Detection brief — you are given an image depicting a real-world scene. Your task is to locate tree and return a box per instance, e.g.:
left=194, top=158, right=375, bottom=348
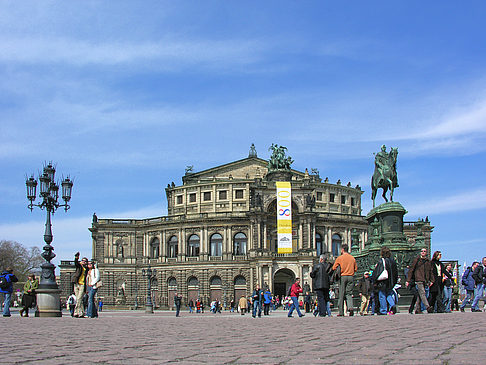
left=0, top=240, right=43, bottom=281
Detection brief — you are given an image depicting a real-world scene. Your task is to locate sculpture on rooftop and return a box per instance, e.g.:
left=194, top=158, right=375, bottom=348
left=268, top=144, right=293, bottom=171
left=371, top=145, right=399, bottom=207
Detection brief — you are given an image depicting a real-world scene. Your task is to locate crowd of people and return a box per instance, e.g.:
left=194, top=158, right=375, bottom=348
left=2, top=248, right=486, bottom=318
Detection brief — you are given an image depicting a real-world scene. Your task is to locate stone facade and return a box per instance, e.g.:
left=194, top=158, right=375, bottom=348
left=59, top=147, right=431, bottom=308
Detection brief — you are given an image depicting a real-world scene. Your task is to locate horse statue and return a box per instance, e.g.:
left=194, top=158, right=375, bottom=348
left=371, top=146, right=399, bottom=208
left=268, top=144, right=293, bottom=171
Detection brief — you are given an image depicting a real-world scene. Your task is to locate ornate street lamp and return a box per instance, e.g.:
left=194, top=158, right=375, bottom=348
left=142, top=265, right=157, bottom=313
left=25, top=162, right=73, bottom=317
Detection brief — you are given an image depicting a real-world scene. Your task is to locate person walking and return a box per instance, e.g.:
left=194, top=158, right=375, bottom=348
left=471, top=257, right=486, bottom=312
left=460, top=262, right=477, bottom=312
left=442, top=263, right=454, bottom=313
left=72, top=252, right=88, bottom=318
left=86, top=260, right=100, bottom=318
left=20, top=274, right=38, bottom=317
left=67, top=292, right=76, bottom=317
left=372, top=246, right=398, bottom=315
left=332, top=244, right=358, bottom=316
left=358, top=271, right=372, bottom=315
left=174, top=292, right=182, bottom=317
left=406, top=248, right=434, bottom=314
left=429, top=251, right=447, bottom=313
left=251, top=285, right=263, bottom=318
left=188, top=299, right=194, bottom=313
left=0, top=267, right=18, bottom=317
left=98, top=299, right=103, bottom=312
left=310, top=254, right=332, bottom=317
left=263, top=288, right=272, bottom=315
left=238, top=295, right=248, bottom=315
left=287, top=278, right=304, bottom=318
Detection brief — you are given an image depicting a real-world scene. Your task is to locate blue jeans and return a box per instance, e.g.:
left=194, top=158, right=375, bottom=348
left=460, top=290, right=474, bottom=309
left=288, top=296, right=303, bottom=317
left=471, top=284, right=485, bottom=310
left=327, top=301, right=332, bottom=316
left=2, top=292, right=12, bottom=316
left=86, top=286, right=98, bottom=318
left=442, top=287, right=452, bottom=312
left=252, top=300, right=262, bottom=317
left=378, top=289, right=395, bottom=314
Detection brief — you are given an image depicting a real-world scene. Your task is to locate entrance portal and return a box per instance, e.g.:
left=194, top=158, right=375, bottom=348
left=273, top=268, right=296, bottom=298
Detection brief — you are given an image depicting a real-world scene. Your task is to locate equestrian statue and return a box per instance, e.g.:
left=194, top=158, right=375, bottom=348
left=371, top=145, right=399, bottom=208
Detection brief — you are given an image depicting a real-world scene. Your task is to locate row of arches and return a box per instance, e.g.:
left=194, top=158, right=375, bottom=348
left=150, top=232, right=248, bottom=258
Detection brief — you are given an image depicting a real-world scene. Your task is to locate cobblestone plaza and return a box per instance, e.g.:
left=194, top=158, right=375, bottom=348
left=3, top=310, right=485, bottom=364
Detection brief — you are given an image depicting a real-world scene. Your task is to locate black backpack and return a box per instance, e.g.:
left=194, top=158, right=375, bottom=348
left=0, top=274, right=9, bottom=290
left=286, top=285, right=292, bottom=297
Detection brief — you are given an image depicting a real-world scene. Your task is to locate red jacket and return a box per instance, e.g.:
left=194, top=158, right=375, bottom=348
left=290, top=283, right=303, bottom=297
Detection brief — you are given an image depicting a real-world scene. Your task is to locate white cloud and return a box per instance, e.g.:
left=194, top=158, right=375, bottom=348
left=406, top=188, right=486, bottom=216
left=0, top=36, right=265, bottom=69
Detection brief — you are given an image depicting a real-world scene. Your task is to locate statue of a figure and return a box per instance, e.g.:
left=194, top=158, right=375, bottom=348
left=248, top=143, right=258, bottom=158
left=371, top=145, right=399, bottom=207
left=92, top=212, right=98, bottom=223
left=185, top=165, right=194, bottom=175
left=268, top=144, right=293, bottom=171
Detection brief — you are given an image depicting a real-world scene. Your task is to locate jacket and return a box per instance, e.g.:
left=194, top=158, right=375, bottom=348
left=407, top=256, right=433, bottom=284
left=72, top=256, right=88, bottom=285
left=443, top=269, right=454, bottom=288
left=0, top=271, right=18, bottom=294
left=472, top=265, right=486, bottom=285
left=87, top=264, right=100, bottom=287
left=310, top=261, right=331, bottom=290
left=372, top=257, right=398, bottom=290
left=332, top=252, right=357, bottom=276
left=263, top=291, right=272, bottom=304
left=290, top=283, right=303, bottom=297
left=462, top=267, right=476, bottom=291
left=358, top=276, right=372, bottom=296
left=252, top=289, right=263, bottom=302
left=238, top=296, right=248, bottom=309
left=23, top=278, right=39, bottom=294
left=430, top=259, right=446, bottom=293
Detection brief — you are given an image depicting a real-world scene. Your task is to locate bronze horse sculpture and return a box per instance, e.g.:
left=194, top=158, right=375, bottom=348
left=371, top=147, right=399, bottom=208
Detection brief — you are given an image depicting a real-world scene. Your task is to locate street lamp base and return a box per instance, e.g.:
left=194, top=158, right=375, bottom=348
left=145, top=305, right=154, bottom=314
left=35, top=288, right=62, bottom=317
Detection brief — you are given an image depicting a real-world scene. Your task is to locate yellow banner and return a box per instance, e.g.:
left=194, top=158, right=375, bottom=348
left=276, top=182, right=292, bottom=253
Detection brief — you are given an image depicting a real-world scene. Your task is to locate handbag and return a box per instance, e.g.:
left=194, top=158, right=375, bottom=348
left=331, top=265, right=341, bottom=285
left=95, top=280, right=103, bottom=289
left=377, top=258, right=389, bottom=281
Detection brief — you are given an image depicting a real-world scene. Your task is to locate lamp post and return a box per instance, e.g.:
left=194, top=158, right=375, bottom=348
left=142, top=265, right=156, bottom=313
left=25, top=162, right=73, bottom=317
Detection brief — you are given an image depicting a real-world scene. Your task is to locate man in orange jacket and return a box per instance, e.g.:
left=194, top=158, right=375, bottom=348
left=332, top=244, right=357, bottom=316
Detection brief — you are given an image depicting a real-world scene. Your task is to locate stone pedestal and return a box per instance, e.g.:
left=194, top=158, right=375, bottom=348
left=35, top=288, right=62, bottom=317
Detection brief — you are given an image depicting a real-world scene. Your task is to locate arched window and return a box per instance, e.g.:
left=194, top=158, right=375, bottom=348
left=234, top=276, right=246, bottom=286
left=187, top=276, right=199, bottom=287
left=168, top=236, right=178, bottom=258
left=210, top=276, right=222, bottom=286
left=187, top=234, right=200, bottom=257
left=332, top=234, right=342, bottom=257
left=168, top=277, right=177, bottom=288
left=233, top=232, right=247, bottom=255
left=210, top=233, right=223, bottom=256
left=150, top=237, right=160, bottom=259
left=316, top=233, right=323, bottom=257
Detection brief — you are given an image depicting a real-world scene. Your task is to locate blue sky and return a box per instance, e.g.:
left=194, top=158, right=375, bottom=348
left=1, top=1, right=485, bottom=268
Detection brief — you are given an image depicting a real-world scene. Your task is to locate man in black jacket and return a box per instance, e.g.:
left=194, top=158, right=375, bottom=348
left=71, top=252, right=88, bottom=318
left=310, top=254, right=331, bottom=317
left=471, top=257, right=486, bottom=312
left=358, top=272, right=372, bottom=315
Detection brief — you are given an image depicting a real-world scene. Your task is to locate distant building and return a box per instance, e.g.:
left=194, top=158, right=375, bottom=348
left=59, top=145, right=431, bottom=308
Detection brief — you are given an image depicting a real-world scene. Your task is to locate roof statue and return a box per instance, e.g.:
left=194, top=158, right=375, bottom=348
left=248, top=143, right=258, bottom=158
left=268, top=144, right=293, bottom=171
left=371, top=145, right=399, bottom=207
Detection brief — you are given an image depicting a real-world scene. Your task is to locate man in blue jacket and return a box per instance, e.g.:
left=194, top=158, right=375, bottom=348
left=0, top=268, right=19, bottom=317
left=460, top=261, right=478, bottom=312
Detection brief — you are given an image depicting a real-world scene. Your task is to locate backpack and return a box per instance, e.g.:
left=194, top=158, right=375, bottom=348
left=461, top=268, right=470, bottom=287
left=286, top=285, right=292, bottom=297
left=0, top=274, right=9, bottom=290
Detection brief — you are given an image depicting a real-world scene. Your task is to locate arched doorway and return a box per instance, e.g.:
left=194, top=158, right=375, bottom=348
left=273, top=268, right=296, bottom=298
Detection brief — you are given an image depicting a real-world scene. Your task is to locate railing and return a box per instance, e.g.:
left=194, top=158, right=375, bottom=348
left=209, top=256, right=222, bottom=261
left=233, top=255, right=248, bottom=261
left=187, top=257, right=199, bottom=262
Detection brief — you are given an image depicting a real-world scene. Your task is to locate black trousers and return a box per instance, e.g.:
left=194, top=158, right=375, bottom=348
left=315, top=288, right=330, bottom=316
